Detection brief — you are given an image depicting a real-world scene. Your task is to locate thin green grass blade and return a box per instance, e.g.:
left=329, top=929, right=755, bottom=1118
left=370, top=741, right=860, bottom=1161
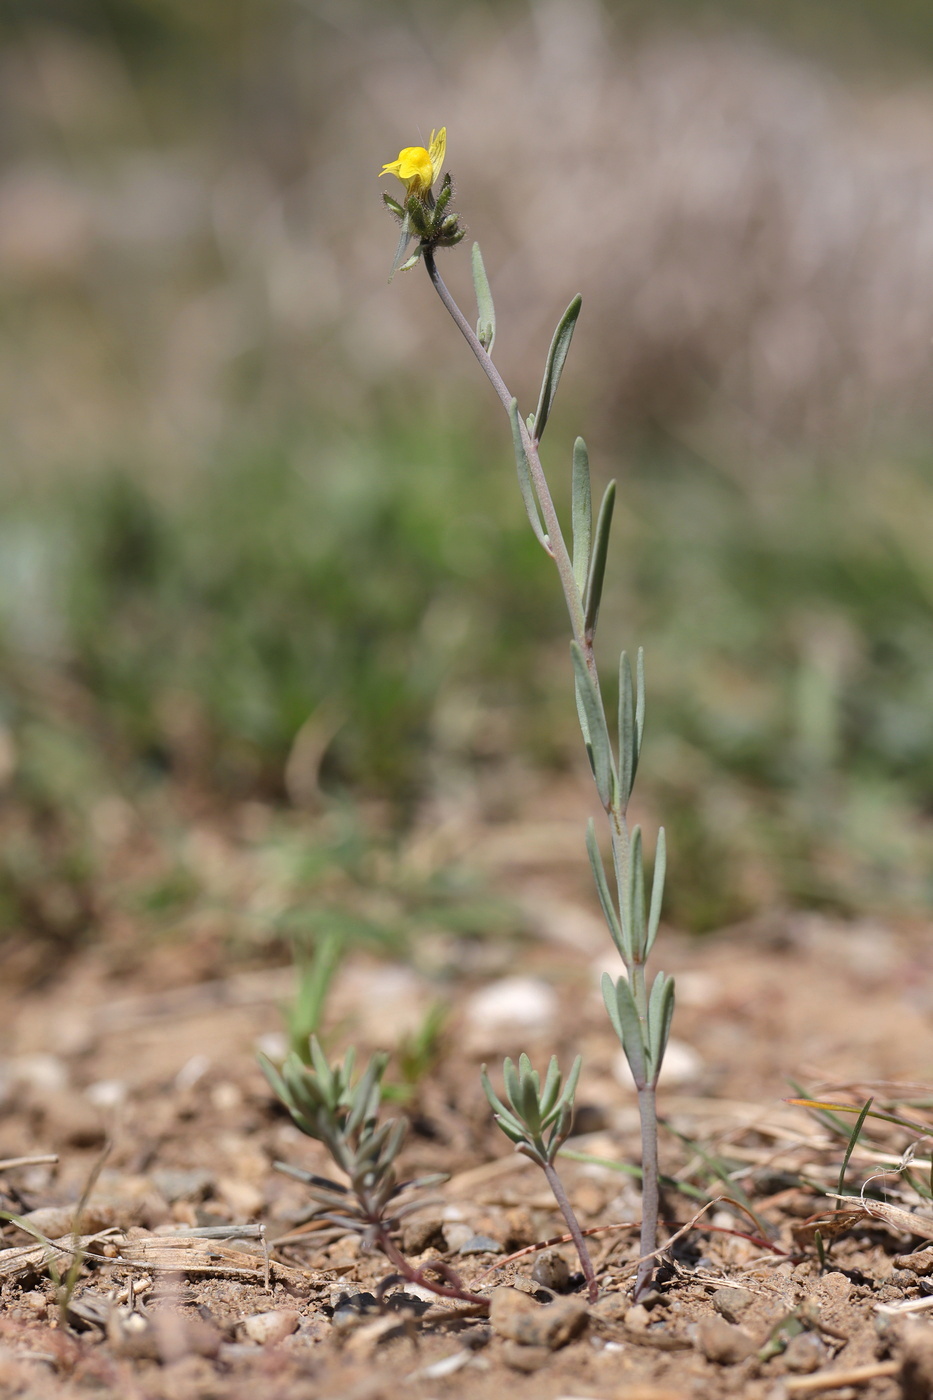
left=558, top=1150, right=710, bottom=1203
left=659, top=1117, right=771, bottom=1237
left=836, top=1097, right=874, bottom=1200
left=786, top=1091, right=933, bottom=1138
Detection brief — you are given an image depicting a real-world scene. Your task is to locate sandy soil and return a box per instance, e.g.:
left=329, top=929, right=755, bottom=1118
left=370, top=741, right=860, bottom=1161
left=0, top=794, right=932, bottom=1400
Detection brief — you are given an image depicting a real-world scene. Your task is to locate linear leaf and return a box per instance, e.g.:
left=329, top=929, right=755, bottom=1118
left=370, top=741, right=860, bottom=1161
left=645, top=827, right=667, bottom=957
left=837, top=1098, right=873, bottom=1201
left=555, top=1054, right=582, bottom=1116
left=503, top=1056, right=522, bottom=1114
left=540, top=1056, right=562, bottom=1118
left=571, top=642, right=614, bottom=806
left=519, top=1066, right=541, bottom=1134
left=532, top=294, right=582, bottom=443
left=586, top=819, right=625, bottom=956
left=571, top=437, right=592, bottom=596
left=647, top=971, right=675, bottom=1083
left=601, top=972, right=647, bottom=1086
left=618, top=651, right=636, bottom=807
left=471, top=242, right=496, bottom=354
left=508, top=398, right=548, bottom=550
left=635, top=646, right=645, bottom=759
left=622, top=825, right=645, bottom=961
left=584, top=480, right=616, bottom=638
left=480, top=1066, right=525, bottom=1138
left=388, top=215, right=415, bottom=282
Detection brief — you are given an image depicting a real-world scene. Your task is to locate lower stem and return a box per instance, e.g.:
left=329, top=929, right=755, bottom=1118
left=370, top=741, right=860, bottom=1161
left=374, top=1224, right=488, bottom=1307
left=634, top=1083, right=660, bottom=1301
left=542, top=1160, right=598, bottom=1302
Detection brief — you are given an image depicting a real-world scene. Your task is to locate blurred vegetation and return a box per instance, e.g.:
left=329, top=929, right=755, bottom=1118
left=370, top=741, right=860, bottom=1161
left=3, top=421, right=933, bottom=943
left=4, top=0, right=933, bottom=969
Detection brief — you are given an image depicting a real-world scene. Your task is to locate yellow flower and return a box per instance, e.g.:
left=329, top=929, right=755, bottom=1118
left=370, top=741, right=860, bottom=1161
left=380, top=128, right=446, bottom=200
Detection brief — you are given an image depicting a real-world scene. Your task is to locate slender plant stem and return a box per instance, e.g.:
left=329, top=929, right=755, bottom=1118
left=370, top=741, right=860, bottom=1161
left=634, top=1084, right=660, bottom=1301
left=542, top=1160, right=598, bottom=1301
left=422, top=250, right=586, bottom=647
left=374, top=1224, right=489, bottom=1306
left=422, top=243, right=661, bottom=1299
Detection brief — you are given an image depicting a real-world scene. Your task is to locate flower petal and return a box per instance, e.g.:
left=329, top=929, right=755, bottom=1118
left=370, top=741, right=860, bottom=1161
left=428, top=128, right=447, bottom=185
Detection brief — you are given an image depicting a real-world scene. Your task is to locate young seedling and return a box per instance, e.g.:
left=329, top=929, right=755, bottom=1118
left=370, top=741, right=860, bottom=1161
left=260, top=1037, right=483, bottom=1305
left=381, top=128, right=674, bottom=1298
left=482, top=1053, right=597, bottom=1299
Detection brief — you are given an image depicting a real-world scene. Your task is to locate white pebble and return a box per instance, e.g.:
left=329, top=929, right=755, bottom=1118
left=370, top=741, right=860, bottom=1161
left=464, top=977, right=558, bottom=1050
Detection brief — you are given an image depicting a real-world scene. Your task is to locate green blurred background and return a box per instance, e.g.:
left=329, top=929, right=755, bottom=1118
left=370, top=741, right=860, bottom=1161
left=3, top=0, right=933, bottom=977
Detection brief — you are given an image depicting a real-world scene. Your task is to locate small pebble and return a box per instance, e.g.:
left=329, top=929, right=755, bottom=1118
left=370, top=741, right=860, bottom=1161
left=242, top=1310, right=301, bottom=1346
left=401, top=1215, right=446, bottom=1255
left=591, top=1293, right=628, bottom=1323
left=531, top=1249, right=571, bottom=1293
left=459, top=1234, right=501, bottom=1256
left=502, top=1341, right=551, bottom=1372
left=696, top=1315, right=757, bottom=1364
left=900, top=1323, right=933, bottom=1400
left=489, top=1288, right=588, bottom=1349
left=443, top=1222, right=474, bottom=1252
left=783, top=1332, right=828, bottom=1373
left=150, top=1169, right=214, bottom=1204
left=463, top=978, right=558, bottom=1050
left=22, top=1291, right=47, bottom=1315
left=711, top=1286, right=754, bottom=1323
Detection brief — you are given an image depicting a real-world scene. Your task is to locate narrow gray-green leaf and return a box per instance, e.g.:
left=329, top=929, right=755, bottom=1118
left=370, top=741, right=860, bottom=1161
left=630, top=826, right=646, bottom=962
left=503, top=1055, right=523, bottom=1115
left=586, top=819, right=625, bottom=956
left=555, top=1054, right=582, bottom=1116
left=309, top=1037, right=332, bottom=1095
left=571, top=437, right=592, bottom=596
left=519, top=1067, right=541, bottom=1134
left=495, top=1116, right=529, bottom=1146
left=388, top=216, right=414, bottom=282
left=635, top=647, right=646, bottom=759
left=257, top=1053, right=290, bottom=1114
left=648, top=972, right=675, bottom=1087
left=618, top=650, right=636, bottom=807
left=571, top=642, right=614, bottom=807
left=481, top=1066, right=526, bottom=1139
left=471, top=242, right=496, bottom=354
left=584, top=480, right=616, bottom=638
left=601, top=972, right=647, bottom=1086
left=540, top=1056, right=562, bottom=1118
left=532, top=294, right=582, bottom=443
left=645, top=826, right=667, bottom=958
left=508, top=398, right=548, bottom=550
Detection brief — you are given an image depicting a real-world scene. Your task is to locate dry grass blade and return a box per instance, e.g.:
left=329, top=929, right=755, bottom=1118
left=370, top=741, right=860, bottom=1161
left=784, top=1360, right=898, bottom=1394
left=0, top=1229, right=311, bottom=1287
left=830, top=1194, right=933, bottom=1241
